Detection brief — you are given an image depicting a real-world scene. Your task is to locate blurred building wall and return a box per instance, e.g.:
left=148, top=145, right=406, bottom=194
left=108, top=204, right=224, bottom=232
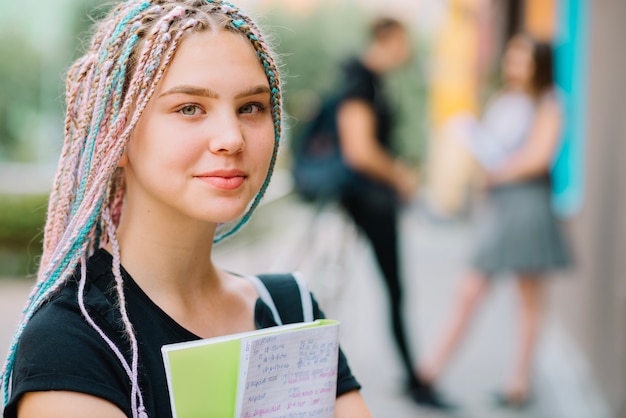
left=524, top=0, right=557, bottom=39
left=423, top=0, right=482, bottom=216
left=557, top=0, right=626, bottom=415
left=515, top=0, right=626, bottom=414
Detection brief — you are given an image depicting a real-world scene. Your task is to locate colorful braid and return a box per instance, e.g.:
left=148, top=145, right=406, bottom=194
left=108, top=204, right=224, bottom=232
left=1, top=1, right=283, bottom=416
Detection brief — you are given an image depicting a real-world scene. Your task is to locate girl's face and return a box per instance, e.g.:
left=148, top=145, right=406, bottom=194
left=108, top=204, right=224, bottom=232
left=502, top=36, right=535, bottom=90
left=120, top=30, right=275, bottom=225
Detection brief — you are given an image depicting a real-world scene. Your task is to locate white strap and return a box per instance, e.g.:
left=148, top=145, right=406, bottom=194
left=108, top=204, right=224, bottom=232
left=293, top=272, right=314, bottom=323
left=247, top=275, right=284, bottom=325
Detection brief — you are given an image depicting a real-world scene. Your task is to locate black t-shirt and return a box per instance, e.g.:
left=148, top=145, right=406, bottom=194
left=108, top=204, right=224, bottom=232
left=4, top=249, right=360, bottom=417
left=340, top=57, right=394, bottom=150
left=338, top=57, right=397, bottom=201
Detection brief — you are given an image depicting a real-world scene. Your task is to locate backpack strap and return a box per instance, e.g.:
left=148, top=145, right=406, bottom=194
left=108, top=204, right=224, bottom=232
left=249, top=272, right=314, bottom=325
left=293, top=272, right=314, bottom=323
left=247, top=275, right=284, bottom=325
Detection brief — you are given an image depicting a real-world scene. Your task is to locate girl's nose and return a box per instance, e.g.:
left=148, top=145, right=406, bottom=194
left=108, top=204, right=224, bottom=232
left=207, top=112, right=245, bottom=154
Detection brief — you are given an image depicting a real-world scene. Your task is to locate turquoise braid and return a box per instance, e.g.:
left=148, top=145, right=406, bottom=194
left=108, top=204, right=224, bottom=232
left=72, top=2, right=151, bottom=212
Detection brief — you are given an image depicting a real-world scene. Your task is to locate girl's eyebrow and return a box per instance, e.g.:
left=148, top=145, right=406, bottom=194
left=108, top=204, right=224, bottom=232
left=235, top=85, right=271, bottom=99
left=158, top=84, right=270, bottom=99
left=159, top=85, right=217, bottom=98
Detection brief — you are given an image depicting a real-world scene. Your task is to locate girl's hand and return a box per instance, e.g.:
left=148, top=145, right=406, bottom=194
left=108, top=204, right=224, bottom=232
left=334, top=390, right=373, bottom=418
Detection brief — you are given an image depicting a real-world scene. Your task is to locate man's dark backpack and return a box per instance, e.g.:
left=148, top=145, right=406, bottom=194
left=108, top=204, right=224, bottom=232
left=291, top=96, right=353, bottom=203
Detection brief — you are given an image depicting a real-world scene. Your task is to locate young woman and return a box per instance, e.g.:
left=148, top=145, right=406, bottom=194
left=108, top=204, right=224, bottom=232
left=419, top=33, right=571, bottom=407
left=1, top=1, right=372, bottom=417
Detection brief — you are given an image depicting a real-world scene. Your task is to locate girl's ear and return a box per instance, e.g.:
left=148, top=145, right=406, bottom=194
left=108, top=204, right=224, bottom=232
left=118, top=149, right=129, bottom=168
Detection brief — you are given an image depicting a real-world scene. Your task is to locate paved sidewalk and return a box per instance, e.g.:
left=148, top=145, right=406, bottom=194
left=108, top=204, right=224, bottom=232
left=0, top=191, right=610, bottom=418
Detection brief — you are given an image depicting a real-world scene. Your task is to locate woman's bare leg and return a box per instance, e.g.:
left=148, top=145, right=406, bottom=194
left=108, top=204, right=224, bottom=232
left=506, top=275, right=544, bottom=402
left=419, top=271, right=491, bottom=383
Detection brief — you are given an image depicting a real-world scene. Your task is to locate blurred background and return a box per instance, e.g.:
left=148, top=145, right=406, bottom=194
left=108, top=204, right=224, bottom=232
left=0, top=0, right=624, bottom=417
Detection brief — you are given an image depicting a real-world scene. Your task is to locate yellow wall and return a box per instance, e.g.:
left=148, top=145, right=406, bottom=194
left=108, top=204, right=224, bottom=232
left=429, top=1, right=480, bottom=128
left=525, top=0, right=557, bottom=40
left=426, top=0, right=481, bottom=216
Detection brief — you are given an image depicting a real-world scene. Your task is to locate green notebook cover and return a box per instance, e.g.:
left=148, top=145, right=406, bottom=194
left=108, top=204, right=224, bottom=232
left=162, top=319, right=339, bottom=418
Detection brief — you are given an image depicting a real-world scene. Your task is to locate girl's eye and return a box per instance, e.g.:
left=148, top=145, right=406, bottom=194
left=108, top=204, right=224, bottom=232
left=240, top=103, right=265, bottom=114
left=179, top=105, right=200, bottom=116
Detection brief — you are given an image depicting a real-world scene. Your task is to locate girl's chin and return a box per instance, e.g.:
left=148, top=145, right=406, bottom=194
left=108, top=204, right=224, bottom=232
left=198, top=209, right=249, bottom=224
left=187, top=196, right=257, bottom=223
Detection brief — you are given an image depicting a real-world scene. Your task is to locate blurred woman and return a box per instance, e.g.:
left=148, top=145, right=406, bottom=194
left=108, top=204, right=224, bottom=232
left=418, top=33, right=571, bottom=407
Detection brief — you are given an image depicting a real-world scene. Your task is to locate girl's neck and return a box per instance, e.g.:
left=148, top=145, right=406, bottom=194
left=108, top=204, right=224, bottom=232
left=110, top=213, right=259, bottom=338
left=113, top=205, right=220, bottom=297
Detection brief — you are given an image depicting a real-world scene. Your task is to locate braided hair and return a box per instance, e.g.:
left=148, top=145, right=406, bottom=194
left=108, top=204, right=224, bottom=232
left=1, top=1, right=282, bottom=416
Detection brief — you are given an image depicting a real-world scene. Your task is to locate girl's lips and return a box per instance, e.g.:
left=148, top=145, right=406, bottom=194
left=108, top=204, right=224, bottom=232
left=194, top=170, right=246, bottom=191
left=197, top=176, right=245, bottom=190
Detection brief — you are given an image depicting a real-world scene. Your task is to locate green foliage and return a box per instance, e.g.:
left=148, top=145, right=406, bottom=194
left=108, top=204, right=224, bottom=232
left=68, top=0, right=115, bottom=59
left=0, top=194, right=47, bottom=277
left=386, top=58, right=431, bottom=166
left=0, top=32, right=42, bottom=161
left=0, top=0, right=111, bottom=163
left=261, top=5, right=366, bottom=141
left=260, top=4, right=430, bottom=167
left=0, top=194, right=47, bottom=244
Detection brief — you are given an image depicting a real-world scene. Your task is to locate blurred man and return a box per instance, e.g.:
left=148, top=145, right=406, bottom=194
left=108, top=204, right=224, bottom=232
left=335, top=17, right=453, bottom=410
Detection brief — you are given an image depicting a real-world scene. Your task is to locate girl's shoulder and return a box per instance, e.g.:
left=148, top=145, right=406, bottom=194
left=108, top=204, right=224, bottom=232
left=8, top=252, right=134, bottom=416
left=538, top=87, right=564, bottom=107
left=25, top=249, right=122, bottom=337
left=10, top=296, right=132, bottom=417
left=535, top=88, right=564, bottom=119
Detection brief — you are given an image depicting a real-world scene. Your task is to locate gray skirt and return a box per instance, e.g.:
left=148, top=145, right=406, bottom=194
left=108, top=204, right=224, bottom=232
left=471, top=177, right=572, bottom=276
